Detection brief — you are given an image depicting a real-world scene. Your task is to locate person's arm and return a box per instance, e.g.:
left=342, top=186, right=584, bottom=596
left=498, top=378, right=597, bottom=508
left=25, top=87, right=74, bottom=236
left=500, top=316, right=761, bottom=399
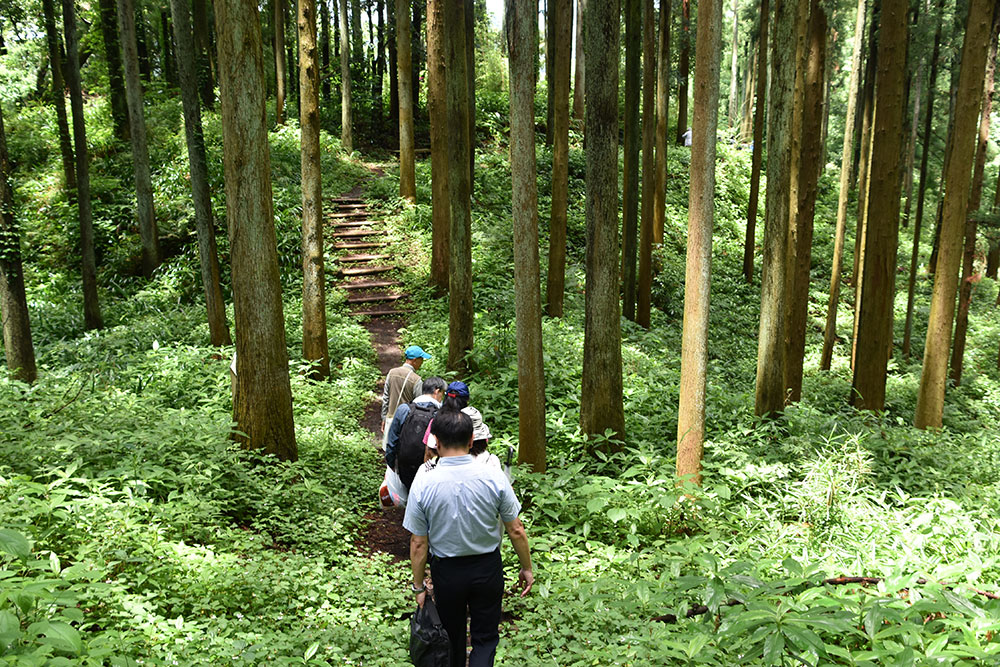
left=385, top=404, right=409, bottom=470
left=503, top=518, right=533, bottom=596
left=410, top=533, right=429, bottom=608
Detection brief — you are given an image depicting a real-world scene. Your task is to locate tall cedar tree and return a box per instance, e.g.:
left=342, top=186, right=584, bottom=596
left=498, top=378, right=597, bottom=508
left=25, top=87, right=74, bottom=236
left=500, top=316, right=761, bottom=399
left=320, top=0, right=330, bottom=102
left=850, top=7, right=878, bottom=313
left=739, top=46, right=756, bottom=141
left=300, top=0, right=330, bottom=378
left=427, top=0, right=449, bottom=293
left=118, top=0, right=162, bottom=278
left=40, top=0, right=76, bottom=197
left=97, top=0, right=129, bottom=137
left=545, top=0, right=571, bottom=318
left=215, top=0, right=297, bottom=460
left=397, top=0, right=415, bottom=200
left=950, top=6, right=1000, bottom=385
left=820, top=0, right=866, bottom=369
left=580, top=0, right=625, bottom=446
left=445, top=0, right=473, bottom=373
left=727, top=0, right=739, bottom=126
left=622, top=0, right=640, bottom=321
left=546, top=0, right=555, bottom=146
left=161, top=9, right=177, bottom=86
left=783, top=0, right=826, bottom=403
left=901, top=58, right=923, bottom=228
left=466, top=0, right=475, bottom=187
left=742, top=0, right=768, bottom=282
left=339, top=0, right=352, bottom=151
left=62, top=0, right=102, bottom=330
left=676, top=0, right=690, bottom=142
left=193, top=0, right=214, bottom=107
left=653, top=0, right=672, bottom=245
left=914, top=0, right=994, bottom=429
left=506, top=0, right=547, bottom=472
left=636, top=0, right=655, bottom=327
left=753, top=0, right=796, bottom=416
left=169, top=0, right=231, bottom=346
left=0, top=105, right=37, bottom=383
left=902, top=0, right=944, bottom=358
left=676, top=0, right=722, bottom=484
left=572, top=0, right=585, bottom=123
left=275, top=0, right=287, bottom=124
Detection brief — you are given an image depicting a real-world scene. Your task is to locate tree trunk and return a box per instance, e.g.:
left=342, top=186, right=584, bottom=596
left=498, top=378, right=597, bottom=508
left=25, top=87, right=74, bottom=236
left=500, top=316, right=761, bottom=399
left=949, top=6, right=999, bottom=387
left=275, top=0, right=287, bottom=124
left=0, top=106, right=37, bottom=384
left=375, top=0, right=384, bottom=131
left=753, top=0, right=795, bottom=416
left=411, top=1, right=421, bottom=113
left=161, top=8, right=178, bottom=86
left=545, top=0, right=555, bottom=146
left=506, top=0, right=547, bottom=473
left=397, top=0, right=415, bottom=200
left=783, top=0, right=826, bottom=404
left=427, top=0, right=449, bottom=293
left=676, top=0, right=721, bottom=485
left=320, top=0, right=330, bottom=103
left=902, top=0, right=943, bottom=359
left=41, top=0, right=77, bottom=198
left=572, top=0, right=585, bottom=124
left=901, top=61, right=923, bottom=228
left=741, top=0, right=768, bottom=282
left=545, top=0, right=572, bottom=318
left=676, top=0, right=690, bottom=143
left=989, top=164, right=1000, bottom=278
left=637, top=0, right=656, bottom=327
left=118, top=0, right=162, bottom=278
left=849, top=0, right=906, bottom=411
left=914, top=0, right=993, bottom=429
left=653, top=0, right=672, bottom=246
left=465, top=0, right=475, bottom=188
left=62, top=0, right=102, bottom=330
left=352, top=0, right=363, bottom=81
left=170, top=0, right=231, bottom=347
left=739, top=44, right=756, bottom=141
left=299, top=0, right=329, bottom=378
left=388, top=0, right=399, bottom=127
left=135, top=4, right=152, bottom=82
left=97, top=0, right=130, bottom=137
left=819, top=0, right=865, bottom=369
left=193, top=0, right=214, bottom=107
left=339, top=0, right=352, bottom=151
left=445, top=0, right=473, bottom=373
left=215, top=0, right=297, bottom=460
left=622, top=0, right=640, bottom=321
left=580, top=0, right=624, bottom=445
left=727, top=0, right=739, bottom=127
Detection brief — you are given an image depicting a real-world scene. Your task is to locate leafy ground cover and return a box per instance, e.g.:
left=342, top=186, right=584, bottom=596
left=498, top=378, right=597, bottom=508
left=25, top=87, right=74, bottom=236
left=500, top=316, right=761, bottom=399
left=1, top=87, right=1000, bottom=665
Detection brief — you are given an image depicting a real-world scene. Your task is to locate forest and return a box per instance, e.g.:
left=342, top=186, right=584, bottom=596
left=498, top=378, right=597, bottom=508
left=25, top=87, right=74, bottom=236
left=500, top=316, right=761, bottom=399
left=1, top=0, right=1000, bottom=662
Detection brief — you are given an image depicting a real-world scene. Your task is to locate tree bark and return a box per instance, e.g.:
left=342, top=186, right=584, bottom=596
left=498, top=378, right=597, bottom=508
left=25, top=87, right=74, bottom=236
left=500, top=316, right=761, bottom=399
left=0, top=105, right=37, bottom=384
left=427, top=0, right=449, bottom=293
left=902, top=0, right=943, bottom=359
left=506, top=0, right=547, bottom=473
left=727, top=0, right=739, bottom=127
left=990, top=164, right=1000, bottom=279
left=901, top=61, right=923, bottom=229
left=320, top=0, right=331, bottom=103
left=215, top=0, right=297, bottom=460
left=676, top=0, right=721, bottom=485
left=445, top=0, right=473, bottom=373
left=653, top=0, right=672, bottom=246
left=622, top=0, right=640, bottom=321
left=819, top=0, right=865, bottom=370
left=572, top=0, right=585, bottom=124
left=849, top=0, right=906, bottom=411
left=193, top=0, right=214, bottom=107
left=753, top=0, right=795, bottom=416
left=949, top=6, right=999, bottom=387
left=97, top=0, right=130, bottom=137
left=545, top=0, right=572, bottom=318
left=388, top=0, right=399, bottom=127
left=170, top=0, right=232, bottom=347
left=914, top=0, right=993, bottom=429
left=339, top=0, right=352, bottom=151
left=275, top=0, right=287, bottom=124
left=637, top=0, right=656, bottom=327
left=62, top=0, right=102, bottom=330
left=676, top=0, right=690, bottom=143
left=161, top=8, right=178, bottom=86
left=396, top=0, right=415, bottom=200
left=375, top=0, right=384, bottom=130
left=465, top=0, right=475, bottom=188
left=546, top=0, right=555, bottom=146
left=739, top=44, right=756, bottom=141
left=411, top=1, right=422, bottom=113
left=135, top=4, right=152, bottom=82
left=741, top=0, right=768, bottom=282
left=119, top=0, right=162, bottom=278
left=580, top=0, right=624, bottom=445
left=41, top=0, right=76, bottom=198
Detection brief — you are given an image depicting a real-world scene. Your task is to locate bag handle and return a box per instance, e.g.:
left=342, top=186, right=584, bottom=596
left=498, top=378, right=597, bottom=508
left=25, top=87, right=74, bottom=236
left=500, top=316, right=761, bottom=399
left=393, top=368, right=415, bottom=413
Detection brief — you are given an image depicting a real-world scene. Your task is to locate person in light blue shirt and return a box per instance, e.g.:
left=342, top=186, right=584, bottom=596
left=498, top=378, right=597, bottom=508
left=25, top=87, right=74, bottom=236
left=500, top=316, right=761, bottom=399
left=404, top=408, right=533, bottom=667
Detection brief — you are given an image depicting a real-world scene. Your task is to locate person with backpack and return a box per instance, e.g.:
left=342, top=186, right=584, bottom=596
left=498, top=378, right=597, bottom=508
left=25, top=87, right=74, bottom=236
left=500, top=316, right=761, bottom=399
left=380, top=345, right=432, bottom=445
left=386, top=377, right=446, bottom=491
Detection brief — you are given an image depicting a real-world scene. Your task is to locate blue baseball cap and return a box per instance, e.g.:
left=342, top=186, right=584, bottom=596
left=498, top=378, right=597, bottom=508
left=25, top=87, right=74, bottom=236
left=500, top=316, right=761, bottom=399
left=404, top=345, right=432, bottom=360
left=446, top=381, right=470, bottom=399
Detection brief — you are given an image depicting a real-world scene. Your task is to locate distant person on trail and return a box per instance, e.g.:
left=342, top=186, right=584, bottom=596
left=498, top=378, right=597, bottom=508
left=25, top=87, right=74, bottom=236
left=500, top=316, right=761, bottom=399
left=404, top=408, right=533, bottom=667
left=380, top=345, right=431, bottom=445
left=423, top=381, right=499, bottom=469
left=386, top=376, right=446, bottom=491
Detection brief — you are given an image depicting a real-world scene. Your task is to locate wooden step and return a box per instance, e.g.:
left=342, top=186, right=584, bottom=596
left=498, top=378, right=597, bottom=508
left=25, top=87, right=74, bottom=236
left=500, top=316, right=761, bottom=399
left=349, top=307, right=407, bottom=317
left=332, top=242, right=386, bottom=250
left=330, top=196, right=364, bottom=202
left=326, top=211, right=370, bottom=218
left=330, top=229, right=387, bottom=238
left=334, top=203, right=368, bottom=210
left=339, top=265, right=394, bottom=276
left=329, top=221, right=377, bottom=229
left=337, top=253, right=390, bottom=263
left=339, top=279, right=402, bottom=290
left=346, top=292, right=404, bottom=304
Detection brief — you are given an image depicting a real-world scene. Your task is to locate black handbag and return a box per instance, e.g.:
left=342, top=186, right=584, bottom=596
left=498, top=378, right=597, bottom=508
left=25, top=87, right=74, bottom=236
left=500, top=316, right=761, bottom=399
left=409, top=596, right=451, bottom=667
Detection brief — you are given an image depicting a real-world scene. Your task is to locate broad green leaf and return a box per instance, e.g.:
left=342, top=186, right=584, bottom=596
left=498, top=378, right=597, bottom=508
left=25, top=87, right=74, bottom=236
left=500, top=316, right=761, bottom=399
left=942, top=590, right=985, bottom=618
left=763, top=631, right=785, bottom=665
left=0, top=610, right=20, bottom=647
left=38, top=620, right=82, bottom=655
left=586, top=498, right=607, bottom=513
left=304, top=642, right=319, bottom=661
left=607, top=507, right=627, bottom=523
left=0, top=530, right=31, bottom=561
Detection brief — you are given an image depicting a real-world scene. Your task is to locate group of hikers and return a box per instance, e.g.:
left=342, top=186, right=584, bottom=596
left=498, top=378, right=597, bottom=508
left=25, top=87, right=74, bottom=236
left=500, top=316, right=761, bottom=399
left=378, top=345, right=533, bottom=667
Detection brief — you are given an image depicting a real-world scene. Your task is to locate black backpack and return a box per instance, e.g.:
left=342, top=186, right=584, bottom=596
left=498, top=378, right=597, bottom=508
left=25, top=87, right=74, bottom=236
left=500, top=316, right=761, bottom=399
left=396, top=402, right=437, bottom=490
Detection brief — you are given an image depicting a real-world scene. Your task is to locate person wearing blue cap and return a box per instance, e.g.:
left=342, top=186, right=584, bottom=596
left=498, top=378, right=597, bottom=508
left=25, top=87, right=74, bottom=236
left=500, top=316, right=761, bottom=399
left=380, top=345, right=432, bottom=446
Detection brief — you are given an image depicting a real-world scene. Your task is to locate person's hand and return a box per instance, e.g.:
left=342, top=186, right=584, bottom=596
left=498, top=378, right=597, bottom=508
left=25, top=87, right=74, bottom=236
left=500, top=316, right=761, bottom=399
left=518, top=568, right=534, bottom=597
left=415, top=590, right=427, bottom=608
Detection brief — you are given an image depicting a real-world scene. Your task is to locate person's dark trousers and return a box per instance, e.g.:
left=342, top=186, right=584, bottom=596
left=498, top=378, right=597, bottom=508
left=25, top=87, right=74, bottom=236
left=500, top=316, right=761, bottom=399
left=431, top=549, right=504, bottom=667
